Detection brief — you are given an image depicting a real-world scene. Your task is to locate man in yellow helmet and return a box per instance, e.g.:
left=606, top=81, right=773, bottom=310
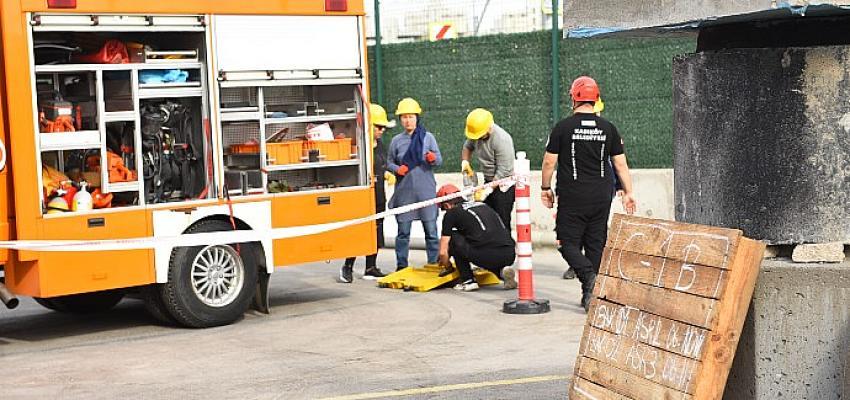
left=461, top=108, right=516, bottom=228
left=339, top=104, right=395, bottom=283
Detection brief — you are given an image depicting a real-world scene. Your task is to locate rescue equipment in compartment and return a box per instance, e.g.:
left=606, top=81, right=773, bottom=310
left=72, top=182, right=93, bottom=212
left=140, top=101, right=205, bottom=203
left=39, top=91, right=79, bottom=133
left=72, top=39, right=130, bottom=64
left=91, top=188, right=113, bottom=209
left=85, top=151, right=137, bottom=183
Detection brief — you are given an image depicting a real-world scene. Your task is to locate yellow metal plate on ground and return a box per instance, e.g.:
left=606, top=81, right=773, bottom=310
left=377, top=264, right=501, bottom=292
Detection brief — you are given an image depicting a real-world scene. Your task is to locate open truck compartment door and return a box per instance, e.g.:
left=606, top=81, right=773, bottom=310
left=213, top=15, right=369, bottom=197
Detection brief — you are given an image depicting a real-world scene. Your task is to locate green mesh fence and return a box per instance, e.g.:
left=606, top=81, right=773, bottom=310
left=369, top=31, right=695, bottom=170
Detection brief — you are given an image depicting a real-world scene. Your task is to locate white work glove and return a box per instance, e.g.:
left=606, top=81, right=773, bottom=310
left=498, top=180, right=515, bottom=193
left=461, top=160, right=474, bottom=177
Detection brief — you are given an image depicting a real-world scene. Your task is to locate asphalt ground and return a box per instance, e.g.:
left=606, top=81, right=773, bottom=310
left=0, top=248, right=588, bottom=399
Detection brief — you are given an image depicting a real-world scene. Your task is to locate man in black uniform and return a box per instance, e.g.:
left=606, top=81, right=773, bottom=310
left=541, top=76, right=636, bottom=312
left=436, top=184, right=517, bottom=292
left=339, top=104, right=394, bottom=282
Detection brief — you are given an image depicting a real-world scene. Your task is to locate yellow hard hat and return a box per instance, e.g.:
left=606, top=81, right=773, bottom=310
left=465, top=108, right=494, bottom=140
left=395, top=97, right=422, bottom=115
left=46, top=196, right=69, bottom=213
left=369, top=103, right=395, bottom=128
left=593, top=98, right=605, bottom=114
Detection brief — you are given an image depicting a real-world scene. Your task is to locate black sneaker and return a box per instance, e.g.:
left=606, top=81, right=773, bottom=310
left=363, top=267, right=386, bottom=280
left=562, top=267, right=576, bottom=280
left=339, top=264, right=353, bottom=283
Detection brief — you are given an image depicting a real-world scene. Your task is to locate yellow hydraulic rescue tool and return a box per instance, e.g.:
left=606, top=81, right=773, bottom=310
left=377, top=264, right=501, bottom=292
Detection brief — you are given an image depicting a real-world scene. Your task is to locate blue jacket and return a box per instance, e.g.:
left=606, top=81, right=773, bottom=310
left=387, top=130, right=443, bottom=222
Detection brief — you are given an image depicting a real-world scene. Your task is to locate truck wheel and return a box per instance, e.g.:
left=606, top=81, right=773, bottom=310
left=34, top=290, right=124, bottom=313
left=160, top=219, right=258, bottom=328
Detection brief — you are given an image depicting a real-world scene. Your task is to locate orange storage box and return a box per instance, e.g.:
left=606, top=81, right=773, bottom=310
left=230, top=143, right=259, bottom=154
left=305, top=138, right=353, bottom=162
left=267, top=141, right=304, bottom=165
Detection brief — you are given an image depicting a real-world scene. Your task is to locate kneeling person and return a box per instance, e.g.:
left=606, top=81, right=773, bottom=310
left=436, top=184, right=517, bottom=291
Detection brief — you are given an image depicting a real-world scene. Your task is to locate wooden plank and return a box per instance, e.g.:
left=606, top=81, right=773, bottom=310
left=571, top=375, right=634, bottom=400
left=600, top=247, right=729, bottom=299
left=606, top=214, right=741, bottom=270
left=575, top=357, right=693, bottom=400
left=594, top=276, right=719, bottom=330
left=692, top=238, right=765, bottom=400
left=580, top=327, right=702, bottom=394
left=588, top=299, right=711, bottom=360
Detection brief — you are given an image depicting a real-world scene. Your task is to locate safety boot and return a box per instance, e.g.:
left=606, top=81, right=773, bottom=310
left=580, top=274, right=597, bottom=312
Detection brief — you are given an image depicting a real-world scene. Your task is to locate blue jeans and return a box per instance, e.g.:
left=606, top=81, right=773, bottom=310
left=395, top=219, right=439, bottom=268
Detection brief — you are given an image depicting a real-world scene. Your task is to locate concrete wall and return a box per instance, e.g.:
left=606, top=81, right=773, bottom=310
left=725, top=260, right=850, bottom=399
left=562, top=1, right=849, bottom=31
left=383, top=168, right=674, bottom=249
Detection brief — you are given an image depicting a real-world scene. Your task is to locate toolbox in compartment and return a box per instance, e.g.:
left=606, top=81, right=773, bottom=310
left=267, top=141, right=305, bottom=165
left=305, top=138, right=353, bottom=162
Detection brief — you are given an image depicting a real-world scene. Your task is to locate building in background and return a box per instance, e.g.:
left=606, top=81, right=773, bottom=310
left=366, top=0, right=563, bottom=44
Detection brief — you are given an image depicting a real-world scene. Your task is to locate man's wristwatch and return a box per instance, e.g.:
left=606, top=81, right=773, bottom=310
left=541, top=186, right=551, bottom=191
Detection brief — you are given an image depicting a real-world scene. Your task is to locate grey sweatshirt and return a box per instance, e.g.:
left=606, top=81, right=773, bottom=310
left=464, top=123, right=515, bottom=181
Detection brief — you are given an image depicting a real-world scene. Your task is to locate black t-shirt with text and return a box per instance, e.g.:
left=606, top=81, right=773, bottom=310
left=545, top=113, right=624, bottom=206
left=441, top=202, right=514, bottom=248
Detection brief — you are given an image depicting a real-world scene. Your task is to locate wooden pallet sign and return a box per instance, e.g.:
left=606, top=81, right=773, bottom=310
left=569, top=214, right=765, bottom=400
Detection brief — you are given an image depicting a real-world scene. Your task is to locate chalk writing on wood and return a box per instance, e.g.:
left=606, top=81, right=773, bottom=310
left=570, top=214, right=765, bottom=400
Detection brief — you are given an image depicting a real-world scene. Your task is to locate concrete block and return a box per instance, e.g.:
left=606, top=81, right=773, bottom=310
left=725, top=261, right=850, bottom=400
left=674, top=46, right=850, bottom=245
left=563, top=1, right=850, bottom=33
left=792, top=243, right=846, bottom=263
left=763, top=245, right=780, bottom=259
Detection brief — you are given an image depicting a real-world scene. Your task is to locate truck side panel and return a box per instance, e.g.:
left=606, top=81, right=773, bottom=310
left=2, top=0, right=40, bottom=261
left=272, top=189, right=376, bottom=266
left=7, top=210, right=153, bottom=297
left=0, top=13, right=13, bottom=265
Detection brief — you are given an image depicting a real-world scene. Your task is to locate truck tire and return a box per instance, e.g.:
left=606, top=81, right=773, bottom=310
left=34, top=289, right=124, bottom=313
left=159, top=219, right=258, bottom=328
left=141, top=284, right=178, bottom=325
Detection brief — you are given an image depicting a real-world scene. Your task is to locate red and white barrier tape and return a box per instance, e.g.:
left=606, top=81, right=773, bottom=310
left=0, top=177, right=515, bottom=252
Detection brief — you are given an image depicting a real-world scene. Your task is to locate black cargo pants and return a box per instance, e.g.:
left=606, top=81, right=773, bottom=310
left=448, top=233, right=515, bottom=282
left=555, top=197, right=612, bottom=295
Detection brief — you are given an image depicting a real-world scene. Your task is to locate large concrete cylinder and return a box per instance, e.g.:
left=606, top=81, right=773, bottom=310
left=674, top=46, right=850, bottom=244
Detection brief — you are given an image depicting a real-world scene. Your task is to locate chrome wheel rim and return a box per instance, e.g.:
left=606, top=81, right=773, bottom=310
left=190, top=245, right=245, bottom=308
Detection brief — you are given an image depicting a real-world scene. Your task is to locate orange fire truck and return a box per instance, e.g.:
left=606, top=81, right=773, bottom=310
left=0, top=0, right=376, bottom=327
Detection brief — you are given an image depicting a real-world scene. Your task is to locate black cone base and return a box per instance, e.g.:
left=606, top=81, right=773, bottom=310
left=503, top=299, right=550, bottom=314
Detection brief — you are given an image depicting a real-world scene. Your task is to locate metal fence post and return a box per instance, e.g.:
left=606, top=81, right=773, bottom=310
left=374, top=0, right=384, bottom=106
left=551, top=0, right=561, bottom=126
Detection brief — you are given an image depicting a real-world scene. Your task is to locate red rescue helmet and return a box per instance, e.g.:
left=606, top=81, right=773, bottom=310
left=570, top=76, right=600, bottom=102
left=436, top=183, right=461, bottom=210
